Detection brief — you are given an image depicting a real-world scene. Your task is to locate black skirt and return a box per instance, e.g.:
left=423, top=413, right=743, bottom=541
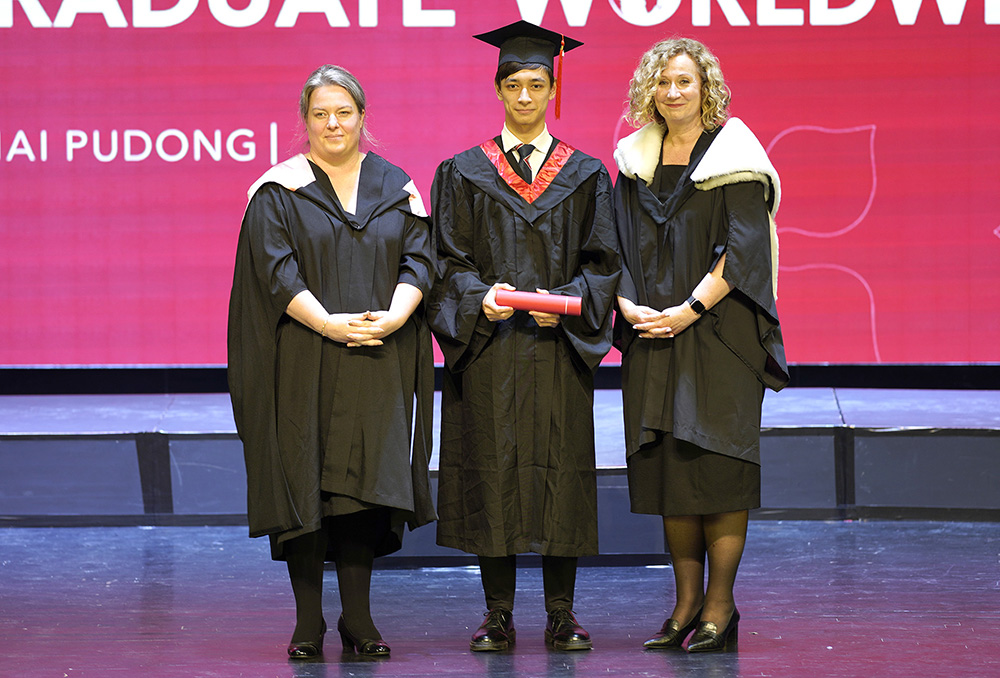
left=269, top=503, right=395, bottom=561
left=627, top=434, right=760, bottom=517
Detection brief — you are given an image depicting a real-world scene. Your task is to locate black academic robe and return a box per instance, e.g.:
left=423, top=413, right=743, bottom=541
left=428, top=138, right=620, bottom=558
left=227, top=152, right=436, bottom=559
left=613, top=125, right=789, bottom=466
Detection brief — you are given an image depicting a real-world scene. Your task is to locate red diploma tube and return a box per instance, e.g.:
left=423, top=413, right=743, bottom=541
left=494, top=290, right=582, bottom=316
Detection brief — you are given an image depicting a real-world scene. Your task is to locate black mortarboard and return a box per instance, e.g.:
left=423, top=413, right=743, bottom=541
left=473, top=20, right=583, bottom=118
left=473, top=20, right=582, bottom=71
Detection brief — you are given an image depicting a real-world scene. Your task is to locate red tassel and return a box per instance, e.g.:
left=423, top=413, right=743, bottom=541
left=555, top=35, right=565, bottom=119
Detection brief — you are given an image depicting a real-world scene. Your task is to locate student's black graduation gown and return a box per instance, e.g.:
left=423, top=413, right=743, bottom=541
left=613, top=128, right=789, bottom=468
left=428, top=139, right=620, bottom=558
left=228, top=153, right=436, bottom=559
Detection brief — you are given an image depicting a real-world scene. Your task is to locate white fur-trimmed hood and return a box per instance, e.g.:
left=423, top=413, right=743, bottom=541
left=247, top=153, right=314, bottom=201
left=245, top=153, right=428, bottom=218
left=690, top=118, right=780, bottom=217
left=614, top=118, right=779, bottom=216
left=613, top=121, right=667, bottom=187
left=613, top=118, right=781, bottom=297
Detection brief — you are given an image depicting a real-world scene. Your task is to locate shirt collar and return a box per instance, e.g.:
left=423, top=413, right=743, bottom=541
left=500, top=124, right=552, bottom=155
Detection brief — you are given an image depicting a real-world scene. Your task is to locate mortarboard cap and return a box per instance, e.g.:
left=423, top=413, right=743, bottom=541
left=473, top=20, right=583, bottom=72
left=473, top=20, right=583, bottom=119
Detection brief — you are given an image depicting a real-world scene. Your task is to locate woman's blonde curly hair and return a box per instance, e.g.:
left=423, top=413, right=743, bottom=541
left=625, top=38, right=730, bottom=131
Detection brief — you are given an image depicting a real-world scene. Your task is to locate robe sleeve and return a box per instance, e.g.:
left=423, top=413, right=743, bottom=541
left=546, top=166, right=621, bottom=372
left=720, top=181, right=776, bottom=314
left=715, top=180, right=789, bottom=391
left=397, top=209, right=433, bottom=298
left=610, top=173, right=641, bottom=357
left=251, top=187, right=310, bottom=313
left=408, top=298, right=438, bottom=529
left=227, top=184, right=311, bottom=537
left=395, top=206, right=438, bottom=529
left=611, top=173, right=640, bottom=304
left=427, top=159, right=495, bottom=372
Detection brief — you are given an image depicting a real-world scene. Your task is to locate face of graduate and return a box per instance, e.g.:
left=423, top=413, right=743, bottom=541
left=305, top=85, right=365, bottom=164
left=654, top=54, right=704, bottom=131
left=496, top=68, right=557, bottom=138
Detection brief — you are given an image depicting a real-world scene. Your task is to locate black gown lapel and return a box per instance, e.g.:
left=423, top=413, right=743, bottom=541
left=454, top=138, right=599, bottom=225
left=302, top=153, right=410, bottom=229
left=353, top=153, right=412, bottom=224
left=635, top=127, right=720, bottom=224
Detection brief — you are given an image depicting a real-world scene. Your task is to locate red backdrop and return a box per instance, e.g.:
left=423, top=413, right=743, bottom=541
left=2, top=1, right=998, bottom=365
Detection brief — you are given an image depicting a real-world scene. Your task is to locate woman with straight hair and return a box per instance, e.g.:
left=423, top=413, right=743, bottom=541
left=228, top=64, right=435, bottom=659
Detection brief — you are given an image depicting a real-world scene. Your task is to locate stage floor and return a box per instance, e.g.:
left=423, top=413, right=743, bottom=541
left=1, top=520, right=998, bottom=678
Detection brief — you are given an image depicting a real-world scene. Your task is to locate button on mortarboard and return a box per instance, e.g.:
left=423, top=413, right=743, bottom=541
left=473, top=19, right=583, bottom=71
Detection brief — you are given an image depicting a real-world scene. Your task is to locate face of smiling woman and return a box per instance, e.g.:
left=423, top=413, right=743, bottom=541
left=306, top=85, right=365, bottom=165
left=654, top=53, right=704, bottom=132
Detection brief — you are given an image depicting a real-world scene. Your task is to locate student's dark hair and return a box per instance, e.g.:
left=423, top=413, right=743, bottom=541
left=494, top=61, right=555, bottom=88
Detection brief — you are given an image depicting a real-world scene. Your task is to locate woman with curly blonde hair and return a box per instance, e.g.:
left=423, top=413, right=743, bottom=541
left=625, top=38, right=731, bottom=131
left=612, top=38, right=788, bottom=652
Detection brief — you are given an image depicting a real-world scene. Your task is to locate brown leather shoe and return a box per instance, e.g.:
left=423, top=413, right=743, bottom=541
left=470, top=608, right=515, bottom=651
left=544, top=608, right=592, bottom=651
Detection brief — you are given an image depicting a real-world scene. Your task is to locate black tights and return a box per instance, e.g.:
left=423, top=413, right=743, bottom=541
left=284, top=509, right=388, bottom=644
left=663, top=509, right=748, bottom=630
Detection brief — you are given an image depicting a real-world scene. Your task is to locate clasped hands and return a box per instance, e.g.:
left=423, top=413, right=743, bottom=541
left=323, top=310, right=405, bottom=347
left=617, top=297, right=698, bottom=339
left=483, top=282, right=560, bottom=328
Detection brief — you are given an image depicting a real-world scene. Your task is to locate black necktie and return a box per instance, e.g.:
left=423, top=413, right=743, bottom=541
left=515, top=143, right=535, bottom=183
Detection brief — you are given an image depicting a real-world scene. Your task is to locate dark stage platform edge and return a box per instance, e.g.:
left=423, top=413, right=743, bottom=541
left=1, top=389, right=999, bottom=563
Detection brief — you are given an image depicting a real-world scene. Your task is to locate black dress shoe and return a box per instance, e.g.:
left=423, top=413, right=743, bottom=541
left=287, top=618, right=326, bottom=659
left=338, top=615, right=390, bottom=657
left=471, top=608, right=515, bottom=651
left=687, top=608, right=739, bottom=653
left=545, top=608, right=592, bottom=651
left=643, top=608, right=702, bottom=650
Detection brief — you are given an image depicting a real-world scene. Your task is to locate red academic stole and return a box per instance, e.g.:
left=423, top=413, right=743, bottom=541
left=479, top=139, right=575, bottom=204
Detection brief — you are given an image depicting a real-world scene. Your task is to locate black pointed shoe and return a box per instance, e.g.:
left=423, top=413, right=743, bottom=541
left=687, top=608, right=739, bottom=653
left=544, top=608, right=592, bottom=651
left=470, top=608, right=516, bottom=651
left=643, top=608, right=702, bottom=650
left=337, top=615, right=390, bottom=657
left=287, top=618, right=326, bottom=659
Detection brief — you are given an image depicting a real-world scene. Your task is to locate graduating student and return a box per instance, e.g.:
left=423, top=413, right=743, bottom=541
left=228, top=65, right=436, bottom=659
left=427, top=21, right=620, bottom=652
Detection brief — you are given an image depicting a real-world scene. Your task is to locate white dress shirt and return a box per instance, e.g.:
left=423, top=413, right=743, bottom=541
left=500, top=124, right=553, bottom=182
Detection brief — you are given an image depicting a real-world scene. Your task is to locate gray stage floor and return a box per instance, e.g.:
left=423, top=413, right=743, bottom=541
left=1, top=520, right=998, bottom=677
